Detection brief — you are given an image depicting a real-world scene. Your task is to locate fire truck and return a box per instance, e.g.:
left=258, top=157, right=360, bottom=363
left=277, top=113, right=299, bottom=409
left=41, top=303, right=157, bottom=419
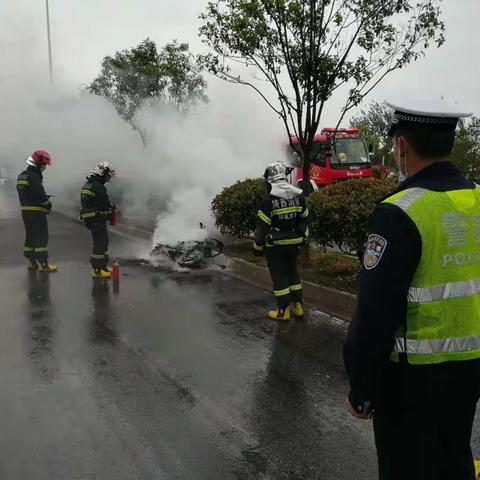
left=288, top=127, right=372, bottom=190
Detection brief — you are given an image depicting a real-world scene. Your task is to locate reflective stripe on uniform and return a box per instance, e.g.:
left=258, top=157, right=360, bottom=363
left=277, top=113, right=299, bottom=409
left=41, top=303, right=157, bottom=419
left=24, top=247, right=34, bottom=252
left=271, top=206, right=303, bottom=216
left=253, top=243, right=264, bottom=251
left=16, top=180, right=29, bottom=186
left=300, top=208, right=309, bottom=218
left=81, top=189, right=96, bottom=197
left=35, top=248, right=48, bottom=253
left=81, top=212, right=97, bottom=219
left=273, top=287, right=290, bottom=297
left=258, top=210, right=272, bottom=225
left=91, top=254, right=106, bottom=259
left=408, top=278, right=480, bottom=303
left=394, top=334, right=480, bottom=355
left=389, top=188, right=428, bottom=211
left=21, top=206, right=49, bottom=213
left=274, top=237, right=304, bottom=246
left=290, top=284, right=302, bottom=291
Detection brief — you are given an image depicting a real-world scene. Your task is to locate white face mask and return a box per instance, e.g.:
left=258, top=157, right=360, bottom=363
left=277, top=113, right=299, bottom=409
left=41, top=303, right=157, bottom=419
left=394, top=137, right=408, bottom=183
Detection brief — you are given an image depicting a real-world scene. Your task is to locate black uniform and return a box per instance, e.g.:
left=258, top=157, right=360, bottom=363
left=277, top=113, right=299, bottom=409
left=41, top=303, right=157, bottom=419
left=80, top=175, right=113, bottom=270
left=254, top=184, right=309, bottom=308
left=16, top=166, right=52, bottom=263
left=344, top=161, right=480, bottom=480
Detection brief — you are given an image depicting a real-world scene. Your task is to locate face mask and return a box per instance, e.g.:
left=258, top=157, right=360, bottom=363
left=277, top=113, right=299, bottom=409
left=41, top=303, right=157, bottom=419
left=394, top=138, right=408, bottom=183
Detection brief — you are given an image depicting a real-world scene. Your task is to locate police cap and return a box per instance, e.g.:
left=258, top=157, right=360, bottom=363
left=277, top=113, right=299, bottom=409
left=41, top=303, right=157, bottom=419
left=386, top=97, right=472, bottom=137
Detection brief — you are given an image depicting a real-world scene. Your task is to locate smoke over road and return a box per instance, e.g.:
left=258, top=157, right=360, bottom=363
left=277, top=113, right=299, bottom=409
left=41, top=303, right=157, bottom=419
left=0, top=11, right=285, bottom=247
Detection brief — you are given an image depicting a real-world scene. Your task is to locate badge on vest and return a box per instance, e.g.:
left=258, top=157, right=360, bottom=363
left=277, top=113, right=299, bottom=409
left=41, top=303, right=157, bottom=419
left=364, top=234, right=387, bottom=270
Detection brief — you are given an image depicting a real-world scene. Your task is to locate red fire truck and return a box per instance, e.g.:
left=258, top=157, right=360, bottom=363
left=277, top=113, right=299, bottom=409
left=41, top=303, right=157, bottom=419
left=288, top=127, right=372, bottom=190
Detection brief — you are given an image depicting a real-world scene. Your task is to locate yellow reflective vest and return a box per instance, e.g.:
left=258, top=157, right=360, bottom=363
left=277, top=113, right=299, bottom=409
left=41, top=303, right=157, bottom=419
left=383, top=187, right=480, bottom=365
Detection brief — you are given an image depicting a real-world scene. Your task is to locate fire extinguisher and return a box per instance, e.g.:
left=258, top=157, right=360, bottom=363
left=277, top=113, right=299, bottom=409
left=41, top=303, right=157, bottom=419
left=110, top=207, right=117, bottom=226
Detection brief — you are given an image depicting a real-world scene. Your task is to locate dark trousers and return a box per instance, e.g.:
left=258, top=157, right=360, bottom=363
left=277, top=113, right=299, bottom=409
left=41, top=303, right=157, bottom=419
left=373, top=361, right=480, bottom=480
left=265, top=246, right=302, bottom=308
left=22, top=213, right=49, bottom=262
left=86, top=220, right=109, bottom=269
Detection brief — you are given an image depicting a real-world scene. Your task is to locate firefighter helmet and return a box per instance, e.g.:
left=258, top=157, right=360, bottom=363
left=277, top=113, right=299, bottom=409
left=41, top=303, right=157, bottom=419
left=26, top=150, right=52, bottom=168
left=264, top=161, right=290, bottom=184
left=90, top=161, right=116, bottom=180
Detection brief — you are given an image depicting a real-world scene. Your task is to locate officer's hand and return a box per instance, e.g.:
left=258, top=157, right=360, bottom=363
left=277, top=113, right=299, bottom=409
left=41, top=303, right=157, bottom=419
left=345, top=399, right=372, bottom=420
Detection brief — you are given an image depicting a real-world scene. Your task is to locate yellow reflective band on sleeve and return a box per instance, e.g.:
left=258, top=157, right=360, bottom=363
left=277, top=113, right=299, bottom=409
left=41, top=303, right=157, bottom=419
left=290, top=284, right=302, bottom=292
left=258, top=210, right=272, bottom=225
left=272, top=206, right=303, bottom=216
left=81, top=189, right=96, bottom=197
left=24, top=247, right=34, bottom=252
left=35, top=248, right=48, bottom=253
left=273, top=237, right=304, bottom=246
left=81, top=212, right=97, bottom=219
left=253, top=243, right=264, bottom=251
left=273, top=288, right=290, bottom=297
left=21, top=206, right=49, bottom=213
left=16, top=180, right=29, bottom=186
left=91, top=254, right=106, bottom=259
left=301, top=208, right=309, bottom=218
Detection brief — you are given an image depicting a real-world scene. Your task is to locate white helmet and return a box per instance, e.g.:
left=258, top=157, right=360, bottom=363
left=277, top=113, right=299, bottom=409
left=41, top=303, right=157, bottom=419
left=89, top=161, right=116, bottom=180
left=264, top=161, right=289, bottom=184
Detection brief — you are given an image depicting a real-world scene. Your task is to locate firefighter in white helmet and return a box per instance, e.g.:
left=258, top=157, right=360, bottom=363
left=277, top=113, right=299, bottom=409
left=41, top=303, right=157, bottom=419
left=80, top=162, right=116, bottom=279
left=253, top=161, right=309, bottom=320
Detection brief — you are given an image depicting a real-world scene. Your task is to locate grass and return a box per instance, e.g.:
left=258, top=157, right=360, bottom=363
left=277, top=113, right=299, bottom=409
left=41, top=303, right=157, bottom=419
left=224, top=240, right=361, bottom=294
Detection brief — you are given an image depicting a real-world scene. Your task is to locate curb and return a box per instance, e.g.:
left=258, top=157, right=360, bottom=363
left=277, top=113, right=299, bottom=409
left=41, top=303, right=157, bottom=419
left=213, top=254, right=356, bottom=321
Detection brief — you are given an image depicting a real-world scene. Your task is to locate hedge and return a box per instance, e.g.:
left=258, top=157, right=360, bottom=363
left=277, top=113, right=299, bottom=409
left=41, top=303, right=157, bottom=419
left=307, top=178, right=396, bottom=257
left=211, top=178, right=267, bottom=238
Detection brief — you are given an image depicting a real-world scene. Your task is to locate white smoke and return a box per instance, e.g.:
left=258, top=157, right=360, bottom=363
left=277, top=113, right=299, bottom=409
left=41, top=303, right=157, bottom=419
left=0, top=61, right=284, bottom=248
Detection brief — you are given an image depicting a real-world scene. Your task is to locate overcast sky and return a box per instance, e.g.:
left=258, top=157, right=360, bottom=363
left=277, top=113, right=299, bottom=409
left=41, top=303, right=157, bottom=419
left=2, top=0, right=479, bottom=123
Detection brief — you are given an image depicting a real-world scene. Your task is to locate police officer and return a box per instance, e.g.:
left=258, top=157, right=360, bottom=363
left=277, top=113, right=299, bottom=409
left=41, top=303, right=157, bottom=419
left=254, top=161, right=309, bottom=320
left=344, top=99, right=480, bottom=479
left=80, top=162, right=116, bottom=279
left=16, top=150, right=57, bottom=272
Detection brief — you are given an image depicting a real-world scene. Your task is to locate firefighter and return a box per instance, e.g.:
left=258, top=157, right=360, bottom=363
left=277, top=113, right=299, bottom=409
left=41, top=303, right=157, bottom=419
left=344, top=99, right=480, bottom=479
left=80, top=162, right=116, bottom=279
left=16, top=150, right=57, bottom=272
left=253, top=161, right=309, bottom=320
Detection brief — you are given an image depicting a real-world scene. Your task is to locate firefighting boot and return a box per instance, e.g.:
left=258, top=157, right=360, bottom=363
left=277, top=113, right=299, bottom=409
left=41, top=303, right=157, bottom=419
left=26, top=258, right=38, bottom=270
left=294, top=302, right=305, bottom=318
left=92, top=268, right=111, bottom=279
left=268, top=306, right=291, bottom=321
left=36, top=260, right=58, bottom=272
left=474, top=459, right=480, bottom=479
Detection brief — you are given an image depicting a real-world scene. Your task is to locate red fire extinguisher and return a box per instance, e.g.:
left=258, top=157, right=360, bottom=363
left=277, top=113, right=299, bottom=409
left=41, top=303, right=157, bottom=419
left=110, top=208, right=117, bottom=226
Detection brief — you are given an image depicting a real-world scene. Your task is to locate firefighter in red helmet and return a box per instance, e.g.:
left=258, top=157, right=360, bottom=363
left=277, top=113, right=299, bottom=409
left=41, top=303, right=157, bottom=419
left=16, top=150, right=58, bottom=272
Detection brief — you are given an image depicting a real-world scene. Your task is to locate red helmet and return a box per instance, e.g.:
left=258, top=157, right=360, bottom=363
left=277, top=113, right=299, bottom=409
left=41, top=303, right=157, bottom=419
left=31, top=150, right=52, bottom=167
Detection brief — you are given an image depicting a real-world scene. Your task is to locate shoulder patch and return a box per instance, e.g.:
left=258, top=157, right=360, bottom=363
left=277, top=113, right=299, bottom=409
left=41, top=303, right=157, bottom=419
left=364, top=234, right=387, bottom=270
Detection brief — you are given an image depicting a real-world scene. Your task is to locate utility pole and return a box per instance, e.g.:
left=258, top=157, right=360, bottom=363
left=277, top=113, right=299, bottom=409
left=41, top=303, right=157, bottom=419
left=45, top=0, right=54, bottom=83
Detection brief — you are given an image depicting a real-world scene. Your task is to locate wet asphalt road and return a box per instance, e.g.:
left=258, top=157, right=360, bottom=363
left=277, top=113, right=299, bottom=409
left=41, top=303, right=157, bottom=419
left=0, top=192, right=478, bottom=480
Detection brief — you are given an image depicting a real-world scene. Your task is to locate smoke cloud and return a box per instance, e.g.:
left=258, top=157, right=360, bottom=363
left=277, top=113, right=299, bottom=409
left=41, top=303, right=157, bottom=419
left=0, top=63, right=284, bottom=248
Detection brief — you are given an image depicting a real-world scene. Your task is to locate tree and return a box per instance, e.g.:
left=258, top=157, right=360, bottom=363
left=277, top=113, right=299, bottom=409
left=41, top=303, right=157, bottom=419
left=88, top=39, right=208, bottom=144
left=350, top=100, right=394, bottom=165
left=450, top=117, right=480, bottom=182
left=199, top=0, right=445, bottom=194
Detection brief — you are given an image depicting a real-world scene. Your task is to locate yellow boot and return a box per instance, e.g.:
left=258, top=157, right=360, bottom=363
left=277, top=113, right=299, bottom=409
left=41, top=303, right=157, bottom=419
left=268, top=306, right=291, bottom=321
left=36, top=260, right=58, bottom=272
left=92, top=268, right=111, bottom=279
left=294, top=302, right=305, bottom=318
left=474, top=460, right=480, bottom=479
left=26, top=259, right=38, bottom=270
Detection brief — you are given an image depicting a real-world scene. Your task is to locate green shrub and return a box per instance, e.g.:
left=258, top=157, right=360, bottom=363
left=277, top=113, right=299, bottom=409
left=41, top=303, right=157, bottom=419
left=212, top=178, right=267, bottom=239
left=307, top=178, right=395, bottom=257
